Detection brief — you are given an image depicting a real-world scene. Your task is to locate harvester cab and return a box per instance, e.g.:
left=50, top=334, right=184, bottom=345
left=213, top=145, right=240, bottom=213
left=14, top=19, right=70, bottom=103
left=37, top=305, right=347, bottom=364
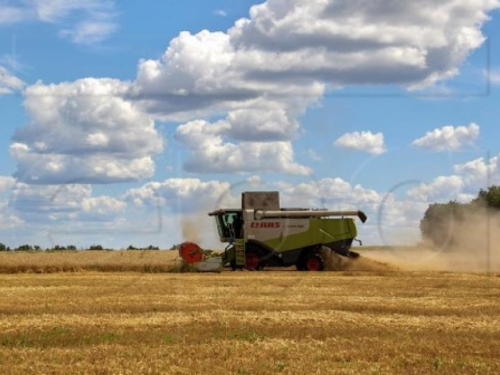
left=211, top=209, right=243, bottom=242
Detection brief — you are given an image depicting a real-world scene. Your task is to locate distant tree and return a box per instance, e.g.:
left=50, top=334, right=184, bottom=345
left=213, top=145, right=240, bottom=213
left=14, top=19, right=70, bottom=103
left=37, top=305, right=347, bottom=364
left=67, top=245, right=77, bottom=251
left=33, top=245, right=42, bottom=251
left=0, top=243, right=8, bottom=251
left=420, top=185, right=500, bottom=249
left=16, top=244, right=34, bottom=252
left=420, top=201, right=468, bottom=248
left=127, top=245, right=159, bottom=250
left=471, top=186, right=500, bottom=209
left=89, top=244, right=104, bottom=251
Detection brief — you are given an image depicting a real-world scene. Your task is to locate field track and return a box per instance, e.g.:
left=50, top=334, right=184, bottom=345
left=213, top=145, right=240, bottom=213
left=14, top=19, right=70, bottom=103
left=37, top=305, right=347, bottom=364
left=1, top=270, right=500, bottom=374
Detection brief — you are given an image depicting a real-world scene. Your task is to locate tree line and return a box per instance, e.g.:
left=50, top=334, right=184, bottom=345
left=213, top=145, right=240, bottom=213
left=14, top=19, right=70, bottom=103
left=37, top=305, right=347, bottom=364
left=0, top=244, right=165, bottom=252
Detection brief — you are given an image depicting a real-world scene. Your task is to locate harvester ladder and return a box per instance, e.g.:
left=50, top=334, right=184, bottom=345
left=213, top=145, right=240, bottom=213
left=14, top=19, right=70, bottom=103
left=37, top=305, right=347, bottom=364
left=234, top=239, right=246, bottom=267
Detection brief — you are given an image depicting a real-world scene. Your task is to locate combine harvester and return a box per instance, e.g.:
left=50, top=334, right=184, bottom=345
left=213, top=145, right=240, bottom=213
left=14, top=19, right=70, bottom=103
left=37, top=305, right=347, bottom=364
left=178, top=191, right=367, bottom=271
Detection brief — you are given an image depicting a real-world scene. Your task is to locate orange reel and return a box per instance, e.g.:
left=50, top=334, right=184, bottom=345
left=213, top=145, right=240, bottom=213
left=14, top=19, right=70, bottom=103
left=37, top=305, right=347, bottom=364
left=178, top=242, right=204, bottom=264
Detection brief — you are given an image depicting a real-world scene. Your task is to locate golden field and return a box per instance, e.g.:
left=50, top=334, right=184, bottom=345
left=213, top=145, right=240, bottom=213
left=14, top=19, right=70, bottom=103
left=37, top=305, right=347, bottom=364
left=1, top=266, right=500, bottom=374
left=0, top=250, right=180, bottom=273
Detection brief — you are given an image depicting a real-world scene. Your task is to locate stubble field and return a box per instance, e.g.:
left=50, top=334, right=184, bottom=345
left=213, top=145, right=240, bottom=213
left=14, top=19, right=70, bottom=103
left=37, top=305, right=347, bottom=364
left=1, top=254, right=500, bottom=375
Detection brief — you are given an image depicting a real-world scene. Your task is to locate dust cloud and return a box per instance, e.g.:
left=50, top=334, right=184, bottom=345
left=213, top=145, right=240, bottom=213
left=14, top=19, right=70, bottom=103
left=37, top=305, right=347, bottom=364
left=180, top=212, right=221, bottom=249
left=356, top=209, right=500, bottom=273
left=181, top=219, right=202, bottom=245
left=321, top=248, right=397, bottom=272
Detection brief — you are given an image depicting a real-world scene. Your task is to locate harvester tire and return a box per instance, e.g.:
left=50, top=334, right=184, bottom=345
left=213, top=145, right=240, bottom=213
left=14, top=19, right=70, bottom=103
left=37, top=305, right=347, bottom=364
left=303, top=253, right=325, bottom=271
left=245, top=251, right=263, bottom=271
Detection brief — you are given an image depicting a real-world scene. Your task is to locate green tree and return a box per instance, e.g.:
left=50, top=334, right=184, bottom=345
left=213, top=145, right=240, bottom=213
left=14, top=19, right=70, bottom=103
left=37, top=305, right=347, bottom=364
left=0, top=243, right=8, bottom=251
left=16, top=244, right=34, bottom=252
left=420, top=201, right=468, bottom=248
left=420, top=185, right=500, bottom=248
left=472, top=185, right=500, bottom=209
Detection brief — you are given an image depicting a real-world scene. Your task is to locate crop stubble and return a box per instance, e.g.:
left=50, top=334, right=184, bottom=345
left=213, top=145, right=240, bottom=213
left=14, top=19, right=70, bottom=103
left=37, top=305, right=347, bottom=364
left=1, top=270, right=500, bottom=374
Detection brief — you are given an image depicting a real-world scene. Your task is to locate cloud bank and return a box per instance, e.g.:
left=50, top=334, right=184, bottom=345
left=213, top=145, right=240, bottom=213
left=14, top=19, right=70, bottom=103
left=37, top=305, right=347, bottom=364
left=8, top=0, right=500, bottom=182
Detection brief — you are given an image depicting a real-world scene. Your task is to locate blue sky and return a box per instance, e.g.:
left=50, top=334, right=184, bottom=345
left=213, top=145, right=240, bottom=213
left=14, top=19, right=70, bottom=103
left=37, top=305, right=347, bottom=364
left=1, top=0, right=500, bottom=249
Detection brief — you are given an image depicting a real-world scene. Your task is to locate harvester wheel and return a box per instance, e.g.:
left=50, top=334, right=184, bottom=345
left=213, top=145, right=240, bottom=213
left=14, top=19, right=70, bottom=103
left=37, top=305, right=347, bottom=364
left=303, top=253, right=325, bottom=271
left=178, top=242, right=204, bottom=264
left=244, top=251, right=261, bottom=271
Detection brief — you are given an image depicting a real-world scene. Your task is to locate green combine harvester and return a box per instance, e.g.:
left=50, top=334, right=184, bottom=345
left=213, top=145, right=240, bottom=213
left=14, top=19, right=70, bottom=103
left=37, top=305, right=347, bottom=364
left=179, top=191, right=367, bottom=271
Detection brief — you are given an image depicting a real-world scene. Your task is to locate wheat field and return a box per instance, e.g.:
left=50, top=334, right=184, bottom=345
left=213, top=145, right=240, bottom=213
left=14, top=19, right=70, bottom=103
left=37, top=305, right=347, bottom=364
left=1, top=269, right=499, bottom=374
left=0, top=250, right=180, bottom=273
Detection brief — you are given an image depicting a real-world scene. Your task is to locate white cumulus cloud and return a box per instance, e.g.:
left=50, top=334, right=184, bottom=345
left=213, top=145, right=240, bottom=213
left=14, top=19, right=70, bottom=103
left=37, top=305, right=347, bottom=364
left=123, top=178, right=234, bottom=212
left=10, top=183, right=126, bottom=223
left=132, top=0, right=500, bottom=118
left=406, top=175, right=468, bottom=202
left=407, top=152, right=500, bottom=205
left=412, top=123, right=480, bottom=151
left=278, top=178, right=382, bottom=209
left=174, top=119, right=311, bottom=175
left=334, top=131, right=386, bottom=155
left=11, top=78, right=163, bottom=184
left=454, top=154, right=500, bottom=190
left=229, top=0, right=499, bottom=88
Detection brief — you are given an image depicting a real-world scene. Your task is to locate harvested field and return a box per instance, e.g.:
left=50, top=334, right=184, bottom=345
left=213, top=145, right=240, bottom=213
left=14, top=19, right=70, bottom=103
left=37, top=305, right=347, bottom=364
left=1, top=270, right=500, bottom=374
